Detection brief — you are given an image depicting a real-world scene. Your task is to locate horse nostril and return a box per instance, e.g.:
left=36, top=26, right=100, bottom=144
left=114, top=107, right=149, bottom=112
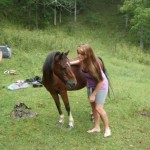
left=70, top=82, right=76, bottom=88
left=73, top=83, right=76, bottom=86
left=71, top=83, right=76, bottom=88
left=66, top=81, right=76, bottom=88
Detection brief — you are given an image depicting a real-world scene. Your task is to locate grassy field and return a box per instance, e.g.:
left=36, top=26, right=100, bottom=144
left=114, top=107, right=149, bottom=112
left=0, top=26, right=150, bottom=150
left=0, top=1, right=150, bottom=149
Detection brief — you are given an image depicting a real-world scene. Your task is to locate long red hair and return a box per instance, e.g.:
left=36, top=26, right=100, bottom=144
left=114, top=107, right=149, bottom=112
left=77, top=44, right=102, bottom=81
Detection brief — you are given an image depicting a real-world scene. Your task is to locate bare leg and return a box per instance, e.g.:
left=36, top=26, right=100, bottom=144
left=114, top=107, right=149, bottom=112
left=87, top=102, right=100, bottom=133
left=95, top=104, right=111, bottom=137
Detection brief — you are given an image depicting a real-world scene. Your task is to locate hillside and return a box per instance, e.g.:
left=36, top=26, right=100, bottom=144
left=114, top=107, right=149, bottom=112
left=0, top=1, right=150, bottom=150
left=0, top=0, right=149, bottom=65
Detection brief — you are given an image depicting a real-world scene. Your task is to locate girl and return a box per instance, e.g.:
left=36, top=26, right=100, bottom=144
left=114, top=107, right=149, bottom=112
left=75, top=44, right=111, bottom=137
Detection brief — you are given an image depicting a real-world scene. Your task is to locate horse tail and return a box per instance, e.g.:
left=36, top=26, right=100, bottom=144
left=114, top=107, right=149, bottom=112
left=98, top=57, right=114, bottom=100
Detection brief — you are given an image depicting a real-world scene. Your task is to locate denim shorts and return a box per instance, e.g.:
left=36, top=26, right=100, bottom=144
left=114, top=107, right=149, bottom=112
left=87, top=87, right=108, bottom=104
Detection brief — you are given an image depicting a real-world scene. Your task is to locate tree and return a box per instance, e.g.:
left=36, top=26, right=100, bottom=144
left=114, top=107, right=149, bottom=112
left=0, top=0, right=86, bottom=28
left=120, top=0, right=150, bottom=49
left=131, top=7, right=150, bottom=49
left=0, top=0, right=13, bottom=18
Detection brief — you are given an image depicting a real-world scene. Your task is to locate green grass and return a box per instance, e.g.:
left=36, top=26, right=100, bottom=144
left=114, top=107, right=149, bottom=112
left=0, top=0, right=150, bottom=149
left=0, top=27, right=150, bottom=150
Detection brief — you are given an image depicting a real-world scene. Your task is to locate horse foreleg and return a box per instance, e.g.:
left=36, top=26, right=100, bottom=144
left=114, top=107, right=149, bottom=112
left=59, top=114, right=64, bottom=124
left=64, top=103, right=74, bottom=128
left=60, top=92, right=74, bottom=128
left=68, top=111, right=74, bottom=128
left=51, top=92, right=64, bottom=126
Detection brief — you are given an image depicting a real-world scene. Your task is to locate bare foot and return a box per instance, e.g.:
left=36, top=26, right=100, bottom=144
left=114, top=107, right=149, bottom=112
left=87, top=128, right=100, bottom=133
left=104, top=128, right=111, bottom=137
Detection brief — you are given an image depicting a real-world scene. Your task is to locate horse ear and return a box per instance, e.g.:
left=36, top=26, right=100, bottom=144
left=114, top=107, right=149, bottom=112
left=55, top=53, right=63, bottom=61
left=65, top=50, right=69, bottom=56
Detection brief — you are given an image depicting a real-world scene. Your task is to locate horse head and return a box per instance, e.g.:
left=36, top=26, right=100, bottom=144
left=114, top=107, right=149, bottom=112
left=53, top=51, right=77, bottom=88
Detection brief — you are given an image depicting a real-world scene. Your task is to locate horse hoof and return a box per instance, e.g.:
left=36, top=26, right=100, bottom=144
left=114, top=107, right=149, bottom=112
left=67, top=125, right=74, bottom=129
left=57, top=122, right=63, bottom=127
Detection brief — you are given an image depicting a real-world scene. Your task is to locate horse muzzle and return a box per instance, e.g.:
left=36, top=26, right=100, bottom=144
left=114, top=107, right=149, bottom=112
left=66, top=80, right=77, bottom=88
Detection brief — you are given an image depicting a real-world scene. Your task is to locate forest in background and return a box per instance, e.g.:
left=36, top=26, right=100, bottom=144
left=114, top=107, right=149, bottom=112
left=0, top=1, right=150, bottom=150
left=0, top=0, right=150, bottom=49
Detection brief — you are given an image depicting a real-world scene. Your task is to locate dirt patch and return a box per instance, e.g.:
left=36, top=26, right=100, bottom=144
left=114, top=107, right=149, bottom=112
left=10, top=102, right=38, bottom=119
left=140, top=111, right=150, bottom=118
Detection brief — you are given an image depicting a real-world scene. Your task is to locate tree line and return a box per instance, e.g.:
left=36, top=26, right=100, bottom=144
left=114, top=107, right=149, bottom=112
left=0, top=0, right=86, bottom=28
left=0, top=0, right=150, bottom=49
left=120, top=0, right=150, bottom=49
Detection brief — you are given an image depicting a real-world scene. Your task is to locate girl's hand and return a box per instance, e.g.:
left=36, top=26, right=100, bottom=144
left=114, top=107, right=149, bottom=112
left=89, top=94, right=95, bottom=103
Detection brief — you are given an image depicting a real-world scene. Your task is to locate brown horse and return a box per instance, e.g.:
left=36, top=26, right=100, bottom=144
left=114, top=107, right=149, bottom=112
left=42, top=51, right=109, bottom=128
left=42, top=51, right=86, bottom=128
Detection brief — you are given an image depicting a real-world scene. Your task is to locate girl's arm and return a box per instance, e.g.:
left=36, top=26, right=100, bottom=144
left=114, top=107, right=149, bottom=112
left=69, top=57, right=81, bottom=65
left=89, top=81, right=103, bottom=102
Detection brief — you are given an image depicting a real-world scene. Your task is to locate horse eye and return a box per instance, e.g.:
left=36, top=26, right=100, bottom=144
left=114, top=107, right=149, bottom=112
left=62, top=67, right=66, bottom=70
left=61, top=64, right=67, bottom=69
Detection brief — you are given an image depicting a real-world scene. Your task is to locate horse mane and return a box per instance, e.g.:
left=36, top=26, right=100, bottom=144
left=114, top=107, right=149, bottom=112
left=43, top=51, right=60, bottom=77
